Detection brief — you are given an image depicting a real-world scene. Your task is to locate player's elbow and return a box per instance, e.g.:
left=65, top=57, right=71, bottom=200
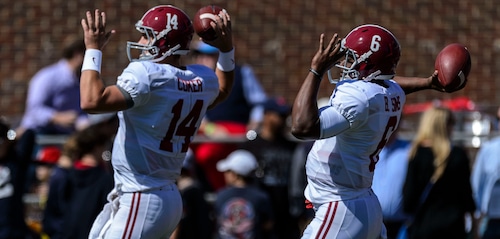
left=208, top=90, right=230, bottom=109
left=80, top=100, right=100, bottom=113
left=217, top=90, right=230, bottom=103
left=80, top=96, right=106, bottom=113
left=290, top=128, right=308, bottom=140
left=291, top=112, right=321, bottom=140
left=291, top=122, right=320, bottom=140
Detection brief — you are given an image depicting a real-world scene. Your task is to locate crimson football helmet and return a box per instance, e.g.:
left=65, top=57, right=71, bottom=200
left=127, top=5, right=194, bottom=62
left=330, top=24, right=401, bottom=82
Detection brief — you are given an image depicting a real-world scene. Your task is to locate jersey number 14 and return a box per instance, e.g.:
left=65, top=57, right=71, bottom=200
left=160, top=99, right=203, bottom=153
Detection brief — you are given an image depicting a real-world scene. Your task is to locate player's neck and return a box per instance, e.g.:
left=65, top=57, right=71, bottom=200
left=161, top=56, right=183, bottom=68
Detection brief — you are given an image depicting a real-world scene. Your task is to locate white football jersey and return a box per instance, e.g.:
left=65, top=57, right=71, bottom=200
left=305, top=79, right=406, bottom=204
left=112, top=62, right=219, bottom=192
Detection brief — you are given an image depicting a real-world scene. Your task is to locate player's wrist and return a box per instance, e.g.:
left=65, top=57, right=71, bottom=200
left=81, top=49, right=102, bottom=74
left=309, top=68, right=323, bottom=79
left=217, top=48, right=235, bottom=72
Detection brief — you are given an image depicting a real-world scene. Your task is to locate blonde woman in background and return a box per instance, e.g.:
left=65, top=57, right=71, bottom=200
left=402, top=106, right=477, bottom=239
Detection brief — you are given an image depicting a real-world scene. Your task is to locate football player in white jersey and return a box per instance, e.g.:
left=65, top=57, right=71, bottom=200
left=291, top=25, right=464, bottom=239
left=79, top=5, right=234, bottom=239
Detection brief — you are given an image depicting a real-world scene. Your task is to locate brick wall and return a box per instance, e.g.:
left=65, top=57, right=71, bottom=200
left=1, top=0, right=498, bottom=124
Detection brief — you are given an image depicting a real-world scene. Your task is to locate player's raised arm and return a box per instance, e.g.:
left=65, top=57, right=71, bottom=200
left=291, top=33, right=343, bottom=140
left=199, top=9, right=235, bottom=109
left=80, top=9, right=129, bottom=113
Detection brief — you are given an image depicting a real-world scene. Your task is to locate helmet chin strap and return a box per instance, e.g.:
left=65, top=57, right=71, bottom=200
left=330, top=69, right=394, bottom=83
left=150, top=44, right=182, bottom=63
left=362, top=70, right=382, bottom=81
left=363, top=70, right=395, bottom=81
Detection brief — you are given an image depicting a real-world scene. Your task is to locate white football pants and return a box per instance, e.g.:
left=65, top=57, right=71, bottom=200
left=88, top=183, right=182, bottom=239
left=301, top=190, right=387, bottom=239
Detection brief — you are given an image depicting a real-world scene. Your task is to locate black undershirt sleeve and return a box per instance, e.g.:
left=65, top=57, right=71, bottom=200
left=116, top=85, right=135, bottom=109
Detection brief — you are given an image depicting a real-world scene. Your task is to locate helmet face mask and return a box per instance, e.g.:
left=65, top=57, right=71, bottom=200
left=335, top=44, right=362, bottom=81
left=127, top=26, right=160, bottom=61
left=126, top=5, right=193, bottom=62
left=329, top=24, right=401, bottom=83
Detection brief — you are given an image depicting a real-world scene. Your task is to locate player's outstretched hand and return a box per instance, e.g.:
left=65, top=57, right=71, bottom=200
left=204, top=9, right=233, bottom=53
left=428, top=70, right=447, bottom=92
left=310, top=33, right=344, bottom=75
left=429, top=70, right=467, bottom=93
left=81, top=9, right=115, bottom=50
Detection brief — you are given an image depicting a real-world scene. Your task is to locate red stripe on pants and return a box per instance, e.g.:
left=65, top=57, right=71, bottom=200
left=122, top=192, right=141, bottom=239
left=315, top=201, right=339, bottom=239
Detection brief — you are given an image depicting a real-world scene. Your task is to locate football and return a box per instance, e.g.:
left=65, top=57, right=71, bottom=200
left=193, top=5, right=224, bottom=41
left=434, top=43, right=471, bottom=92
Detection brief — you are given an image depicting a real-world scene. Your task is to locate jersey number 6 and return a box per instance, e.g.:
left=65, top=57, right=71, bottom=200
left=369, top=115, right=399, bottom=172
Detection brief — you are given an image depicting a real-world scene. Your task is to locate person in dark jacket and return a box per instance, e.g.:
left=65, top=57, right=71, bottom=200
left=42, top=115, right=116, bottom=239
left=403, top=106, right=476, bottom=239
left=0, top=118, right=39, bottom=239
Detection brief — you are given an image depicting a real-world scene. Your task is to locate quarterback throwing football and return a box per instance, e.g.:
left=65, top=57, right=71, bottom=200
left=80, top=5, right=234, bottom=239
left=291, top=24, right=464, bottom=239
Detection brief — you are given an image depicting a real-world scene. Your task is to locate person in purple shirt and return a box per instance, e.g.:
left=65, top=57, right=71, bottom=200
left=18, top=37, right=87, bottom=136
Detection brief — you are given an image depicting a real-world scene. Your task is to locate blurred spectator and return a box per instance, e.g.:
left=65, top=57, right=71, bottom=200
left=85, top=112, right=118, bottom=141
left=402, top=106, right=476, bottom=239
left=17, top=36, right=87, bottom=136
left=59, top=125, right=114, bottom=239
left=40, top=146, right=71, bottom=239
left=171, top=149, right=214, bottom=239
left=42, top=113, right=117, bottom=239
left=372, top=128, right=411, bottom=239
left=239, top=97, right=299, bottom=239
left=34, top=146, right=61, bottom=204
left=26, top=145, right=61, bottom=236
left=0, top=118, right=39, bottom=239
left=17, top=38, right=87, bottom=231
left=214, top=150, right=274, bottom=239
left=471, top=106, right=500, bottom=239
left=190, top=41, right=267, bottom=192
left=288, top=140, right=314, bottom=235
left=81, top=112, right=118, bottom=173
